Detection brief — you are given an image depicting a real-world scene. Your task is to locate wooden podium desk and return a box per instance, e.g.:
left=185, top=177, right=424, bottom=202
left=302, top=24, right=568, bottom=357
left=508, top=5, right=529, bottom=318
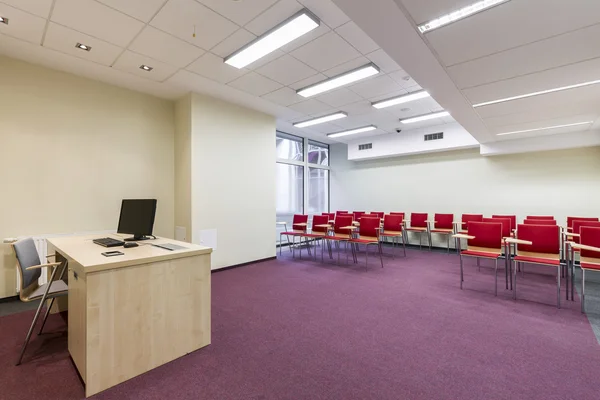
left=47, top=235, right=212, bottom=397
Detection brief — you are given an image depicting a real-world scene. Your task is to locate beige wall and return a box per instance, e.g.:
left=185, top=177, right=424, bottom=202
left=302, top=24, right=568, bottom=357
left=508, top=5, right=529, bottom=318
left=174, top=94, right=192, bottom=241
left=0, top=57, right=175, bottom=297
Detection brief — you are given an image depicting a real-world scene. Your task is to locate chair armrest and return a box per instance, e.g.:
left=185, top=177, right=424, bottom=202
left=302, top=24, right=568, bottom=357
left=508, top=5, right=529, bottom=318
left=453, top=234, right=474, bottom=239
left=294, top=223, right=307, bottom=227
left=570, top=243, right=600, bottom=253
left=564, top=232, right=580, bottom=237
left=452, top=221, right=465, bottom=226
left=504, top=238, right=532, bottom=245
left=425, top=220, right=436, bottom=223
left=276, top=222, right=288, bottom=225
left=340, top=226, right=357, bottom=230
left=26, top=262, right=62, bottom=270
left=314, top=224, right=331, bottom=228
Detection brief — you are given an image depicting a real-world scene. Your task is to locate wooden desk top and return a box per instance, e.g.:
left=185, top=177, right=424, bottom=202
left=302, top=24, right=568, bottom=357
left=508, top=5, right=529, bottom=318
left=48, top=235, right=212, bottom=274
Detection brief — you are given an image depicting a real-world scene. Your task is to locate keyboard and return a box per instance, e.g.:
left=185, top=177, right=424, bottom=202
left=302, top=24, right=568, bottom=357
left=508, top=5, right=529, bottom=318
left=93, top=237, right=125, bottom=248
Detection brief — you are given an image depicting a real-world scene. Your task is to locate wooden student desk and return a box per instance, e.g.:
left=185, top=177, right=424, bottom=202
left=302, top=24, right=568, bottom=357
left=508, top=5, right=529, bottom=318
left=47, top=235, right=212, bottom=397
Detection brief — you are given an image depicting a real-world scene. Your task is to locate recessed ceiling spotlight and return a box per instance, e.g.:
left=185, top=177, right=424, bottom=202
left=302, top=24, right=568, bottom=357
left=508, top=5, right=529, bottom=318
left=0, top=16, right=8, bottom=25
left=75, top=43, right=91, bottom=51
left=225, top=9, right=319, bottom=69
left=139, top=65, right=153, bottom=71
left=496, top=121, right=594, bottom=136
left=418, top=0, right=510, bottom=33
left=297, top=63, right=380, bottom=97
left=400, top=111, right=450, bottom=124
left=372, top=90, right=430, bottom=109
left=327, top=125, right=377, bottom=138
left=293, top=112, right=348, bottom=128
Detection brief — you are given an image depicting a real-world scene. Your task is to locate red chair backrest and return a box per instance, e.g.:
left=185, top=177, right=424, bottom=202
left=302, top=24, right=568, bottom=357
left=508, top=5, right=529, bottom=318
left=311, top=215, right=330, bottom=233
left=572, top=221, right=600, bottom=244
left=390, top=212, right=405, bottom=218
left=322, top=213, right=335, bottom=220
left=434, top=213, right=453, bottom=229
left=484, top=217, right=510, bottom=238
left=567, top=216, right=598, bottom=229
left=491, top=215, right=516, bottom=232
left=383, top=214, right=403, bottom=231
left=523, top=219, right=556, bottom=225
left=410, top=213, right=428, bottom=228
left=526, top=216, right=554, bottom=220
left=580, top=227, right=600, bottom=259
left=461, top=214, right=483, bottom=230
left=516, top=224, right=560, bottom=255
left=359, top=217, right=380, bottom=238
left=467, top=221, right=502, bottom=250
left=292, top=214, right=309, bottom=231
left=333, top=215, right=353, bottom=236
left=369, top=212, right=384, bottom=219
left=353, top=211, right=365, bottom=220
left=336, top=211, right=348, bottom=216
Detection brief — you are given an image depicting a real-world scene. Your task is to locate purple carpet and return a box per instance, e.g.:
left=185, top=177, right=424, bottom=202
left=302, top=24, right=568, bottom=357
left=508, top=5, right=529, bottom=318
left=1, top=246, right=600, bottom=399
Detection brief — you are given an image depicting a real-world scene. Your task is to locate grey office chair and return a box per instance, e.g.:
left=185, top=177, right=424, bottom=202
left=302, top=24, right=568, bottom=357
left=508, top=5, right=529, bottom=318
left=11, top=238, right=68, bottom=365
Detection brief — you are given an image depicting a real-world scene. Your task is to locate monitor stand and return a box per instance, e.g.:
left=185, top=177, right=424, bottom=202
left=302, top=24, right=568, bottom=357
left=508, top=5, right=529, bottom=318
left=124, top=235, right=151, bottom=242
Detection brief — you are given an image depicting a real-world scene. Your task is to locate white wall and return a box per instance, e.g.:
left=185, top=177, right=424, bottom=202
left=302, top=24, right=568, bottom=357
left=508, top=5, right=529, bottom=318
left=174, top=94, right=192, bottom=241
left=187, top=93, right=276, bottom=269
left=0, top=56, right=175, bottom=297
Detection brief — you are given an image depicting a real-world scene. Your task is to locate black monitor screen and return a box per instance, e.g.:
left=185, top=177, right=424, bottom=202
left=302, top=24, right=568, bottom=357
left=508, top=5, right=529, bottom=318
left=117, top=199, right=157, bottom=240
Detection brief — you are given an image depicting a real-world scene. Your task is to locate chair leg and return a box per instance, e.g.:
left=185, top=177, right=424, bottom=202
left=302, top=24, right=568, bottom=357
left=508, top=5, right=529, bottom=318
left=419, top=232, right=422, bottom=250
left=513, top=261, right=518, bottom=301
left=582, top=269, right=586, bottom=314
left=279, top=234, right=282, bottom=256
left=16, top=298, right=46, bottom=365
left=402, top=234, right=406, bottom=257
left=494, top=258, right=498, bottom=297
left=557, top=265, right=561, bottom=309
left=447, top=235, right=450, bottom=254
left=38, top=297, right=56, bottom=334
left=365, top=244, right=369, bottom=271
left=460, top=256, right=464, bottom=289
left=379, top=243, right=384, bottom=268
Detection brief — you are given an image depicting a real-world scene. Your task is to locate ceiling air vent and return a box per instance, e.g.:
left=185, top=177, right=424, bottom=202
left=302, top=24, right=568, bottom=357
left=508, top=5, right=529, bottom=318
left=424, top=132, right=443, bottom=141
left=358, top=143, right=372, bottom=151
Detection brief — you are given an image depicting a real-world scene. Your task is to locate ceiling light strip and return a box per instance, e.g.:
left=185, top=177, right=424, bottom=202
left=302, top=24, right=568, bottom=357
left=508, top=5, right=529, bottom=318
left=297, top=63, right=380, bottom=98
left=327, top=125, right=377, bottom=138
left=400, top=111, right=449, bottom=124
left=293, top=112, right=348, bottom=128
left=496, top=121, right=594, bottom=136
left=473, top=79, right=600, bottom=108
left=224, top=9, right=319, bottom=69
left=372, top=90, right=430, bottom=109
left=418, top=0, right=510, bottom=33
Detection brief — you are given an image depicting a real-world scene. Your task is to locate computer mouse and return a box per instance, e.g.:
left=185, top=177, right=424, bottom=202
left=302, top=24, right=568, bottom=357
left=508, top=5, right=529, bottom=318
left=123, top=242, right=139, bottom=248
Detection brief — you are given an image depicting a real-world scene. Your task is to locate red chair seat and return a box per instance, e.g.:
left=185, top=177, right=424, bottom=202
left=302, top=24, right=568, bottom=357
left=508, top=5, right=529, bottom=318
left=282, top=230, right=305, bottom=236
left=302, top=232, right=327, bottom=238
left=431, top=228, right=453, bottom=233
left=326, top=235, right=350, bottom=241
left=461, top=250, right=501, bottom=259
left=513, top=255, right=560, bottom=266
left=581, top=262, right=600, bottom=271
left=381, top=230, right=403, bottom=236
left=351, top=236, right=379, bottom=244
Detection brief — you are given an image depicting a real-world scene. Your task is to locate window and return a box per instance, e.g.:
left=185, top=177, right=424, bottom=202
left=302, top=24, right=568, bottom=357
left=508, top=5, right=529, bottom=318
left=276, top=133, right=330, bottom=244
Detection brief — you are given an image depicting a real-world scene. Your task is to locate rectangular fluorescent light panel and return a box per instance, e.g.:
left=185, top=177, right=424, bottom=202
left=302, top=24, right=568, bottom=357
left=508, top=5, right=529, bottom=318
left=225, top=10, right=319, bottom=69
left=0, top=16, right=8, bottom=25
left=400, top=111, right=449, bottom=124
left=473, top=79, right=600, bottom=108
left=327, top=125, right=377, bottom=138
left=297, top=64, right=380, bottom=97
left=294, top=112, right=348, bottom=128
left=372, top=91, right=430, bottom=109
left=497, top=121, right=594, bottom=136
left=418, top=0, right=510, bottom=33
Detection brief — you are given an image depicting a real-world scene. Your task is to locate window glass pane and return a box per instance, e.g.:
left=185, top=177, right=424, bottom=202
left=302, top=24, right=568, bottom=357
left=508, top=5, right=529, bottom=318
left=308, top=167, right=329, bottom=215
left=308, top=140, right=329, bottom=166
left=276, top=132, right=303, bottom=161
left=276, top=163, right=304, bottom=243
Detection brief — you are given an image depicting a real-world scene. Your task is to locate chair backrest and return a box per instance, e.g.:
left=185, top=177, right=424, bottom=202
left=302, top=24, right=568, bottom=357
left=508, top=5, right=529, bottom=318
left=292, top=214, right=309, bottom=231
left=359, top=217, right=380, bottom=238
left=567, top=216, right=598, bottom=229
left=467, top=222, right=502, bottom=251
left=516, top=224, right=560, bottom=255
left=526, top=216, right=554, bottom=220
left=390, top=212, right=405, bottom=218
left=434, top=213, right=453, bottom=229
left=410, top=213, right=428, bottom=228
left=368, top=212, right=384, bottom=219
left=333, top=215, right=354, bottom=236
left=580, top=227, right=600, bottom=260
left=353, top=211, right=365, bottom=220
left=523, top=219, right=556, bottom=226
left=322, top=212, right=335, bottom=220
left=461, top=214, right=483, bottom=231
left=572, top=220, right=600, bottom=244
left=336, top=211, right=348, bottom=216
left=311, top=215, right=330, bottom=233
left=383, top=214, right=403, bottom=231
left=484, top=217, right=511, bottom=238
left=12, top=238, right=42, bottom=293
left=491, top=215, right=516, bottom=232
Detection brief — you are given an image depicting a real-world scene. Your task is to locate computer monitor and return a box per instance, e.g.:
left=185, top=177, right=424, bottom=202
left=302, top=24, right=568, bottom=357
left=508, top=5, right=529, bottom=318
left=117, top=199, right=157, bottom=241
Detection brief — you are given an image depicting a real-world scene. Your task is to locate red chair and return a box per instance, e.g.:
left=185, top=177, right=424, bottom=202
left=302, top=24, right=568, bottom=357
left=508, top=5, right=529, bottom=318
left=455, top=214, right=483, bottom=234
left=300, top=215, right=331, bottom=261
left=491, top=215, right=516, bottom=235
left=322, top=212, right=335, bottom=222
left=427, top=213, right=454, bottom=253
left=454, top=221, right=503, bottom=296
left=566, top=216, right=598, bottom=232
left=406, top=213, right=429, bottom=250
left=279, top=215, right=308, bottom=256
left=513, top=224, right=562, bottom=308
left=380, top=214, right=406, bottom=256
left=571, top=220, right=600, bottom=244
left=323, top=215, right=354, bottom=264
left=565, top=221, right=600, bottom=300
left=526, top=216, right=554, bottom=220
left=575, top=227, right=600, bottom=313
left=367, top=212, right=384, bottom=219
left=336, top=211, right=349, bottom=216
left=390, top=212, right=405, bottom=217
left=484, top=217, right=511, bottom=239
left=523, top=219, right=556, bottom=225
left=353, top=211, right=365, bottom=220
left=349, top=217, right=383, bottom=270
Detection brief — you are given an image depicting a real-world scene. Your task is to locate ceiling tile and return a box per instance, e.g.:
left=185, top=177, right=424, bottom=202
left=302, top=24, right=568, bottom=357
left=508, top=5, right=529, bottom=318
left=369, top=89, right=409, bottom=103
left=0, top=3, right=46, bottom=44
left=210, top=28, right=256, bottom=58
left=96, top=0, right=168, bottom=22
left=113, top=50, right=179, bottom=82
left=288, top=98, right=331, bottom=115
left=1, top=0, right=53, bottom=18
left=366, top=48, right=400, bottom=73
left=349, top=74, right=402, bottom=98
left=195, top=0, right=279, bottom=26
left=290, top=31, right=360, bottom=71
left=314, top=88, right=362, bottom=108
left=342, top=100, right=373, bottom=116
left=300, top=121, right=344, bottom=134
left=129, top=26, right=204, bottom=68
left=289, top=73, right=327, bottom=90
left=245, top=0, right=302, bottom=35
left=43, top=22, right=122, bottom=66
left=186, top=52, right=248, bottom=84
left=227, top=71, right=282, bottom=96
left=323, top=56, right=369, bottom=77
left=261, top=87, right=303, bottom=106
left=388, top=70, right=420, bottom=89
left=51, top=0, right=144, bottom=47
left=297, top=0, right=350, bottom=29
left=150, top=0, right=238, bottom=50
left=255, top=54, right=317, bottom=85
left=335, top=21, right=378, bottom=54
